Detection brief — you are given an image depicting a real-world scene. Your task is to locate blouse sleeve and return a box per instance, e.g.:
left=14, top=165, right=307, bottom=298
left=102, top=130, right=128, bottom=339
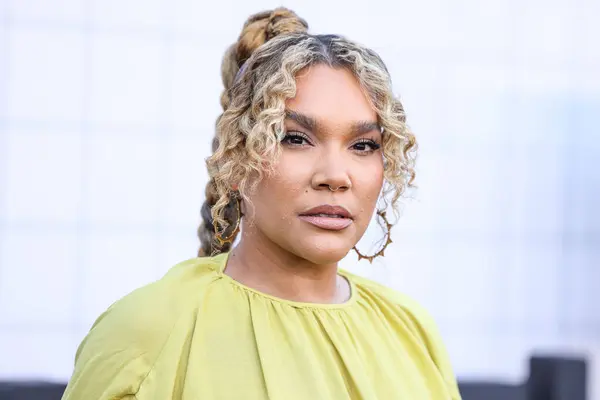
left=61, top=313, right=151, bottom=399
left=402, top=296, right=462, bottom=400
left=62, top=284, right=175, bottom=400
left=421, top=317, right=462, bottom=399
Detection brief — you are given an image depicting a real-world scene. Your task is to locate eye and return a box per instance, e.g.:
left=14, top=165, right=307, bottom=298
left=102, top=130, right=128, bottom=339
left=351, top=138, right=381, bottom=154
left=281, top=131, right=313, bottom=147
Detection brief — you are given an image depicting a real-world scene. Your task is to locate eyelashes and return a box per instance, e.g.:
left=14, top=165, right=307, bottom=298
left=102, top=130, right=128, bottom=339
left=352, top=138, right=381, bottom=152
left=281, top=131, right=312, bottom=146
left=281, top=131, right=382, bottom=154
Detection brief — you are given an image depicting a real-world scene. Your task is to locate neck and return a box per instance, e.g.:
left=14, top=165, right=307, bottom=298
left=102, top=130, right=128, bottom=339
left=223, top=222, right=350, bottom=304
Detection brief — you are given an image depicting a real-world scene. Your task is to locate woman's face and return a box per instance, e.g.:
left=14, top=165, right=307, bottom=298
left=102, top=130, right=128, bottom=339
left=243, top=64, right=384, bottom=264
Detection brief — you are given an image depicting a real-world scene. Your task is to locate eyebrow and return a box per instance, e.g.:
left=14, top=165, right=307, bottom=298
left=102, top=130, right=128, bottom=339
left=285, top=110, right=381, bottom=136
left=286, top=110, right=317, bottom=131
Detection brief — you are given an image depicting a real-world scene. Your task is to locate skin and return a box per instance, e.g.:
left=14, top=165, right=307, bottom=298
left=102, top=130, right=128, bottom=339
left=224, top=64, right=384, bottom=304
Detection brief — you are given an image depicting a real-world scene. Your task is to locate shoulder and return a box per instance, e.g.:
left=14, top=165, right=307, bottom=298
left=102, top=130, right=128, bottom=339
left=78, top=255, right=222, bottom=358
left=64, top=256, right=224, bottom=398
left=347, top=271, right=460, bottom=397
left=347, top=271, right=438, bottom=330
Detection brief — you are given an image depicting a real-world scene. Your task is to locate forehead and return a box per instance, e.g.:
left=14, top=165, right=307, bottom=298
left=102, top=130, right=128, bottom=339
left=285, top=64, right=377, bottom=125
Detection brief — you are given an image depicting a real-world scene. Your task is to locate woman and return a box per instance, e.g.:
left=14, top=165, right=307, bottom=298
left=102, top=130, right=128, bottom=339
left=63, top=8, right=461, bottom=400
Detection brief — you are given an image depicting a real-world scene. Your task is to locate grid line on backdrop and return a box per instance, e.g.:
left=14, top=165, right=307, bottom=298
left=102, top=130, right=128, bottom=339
left=71, top=0, right=91, bottom=332
left=0, top=0, right=11, bottom=328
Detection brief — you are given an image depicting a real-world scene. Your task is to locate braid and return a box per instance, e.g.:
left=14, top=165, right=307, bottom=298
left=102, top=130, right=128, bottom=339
left=197, top=7, right=307, bottom=256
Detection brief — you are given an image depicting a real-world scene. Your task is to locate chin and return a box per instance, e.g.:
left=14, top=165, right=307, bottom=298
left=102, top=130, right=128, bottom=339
left=296, top=242, right=351, bottom=265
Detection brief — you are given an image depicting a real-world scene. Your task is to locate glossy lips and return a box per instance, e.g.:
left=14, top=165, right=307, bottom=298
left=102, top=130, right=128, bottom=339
left=298, top=205, right=353, bottom=231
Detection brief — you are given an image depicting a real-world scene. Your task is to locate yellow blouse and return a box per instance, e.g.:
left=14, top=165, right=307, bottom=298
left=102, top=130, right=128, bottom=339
left=62, top=252, right=461, bottom=399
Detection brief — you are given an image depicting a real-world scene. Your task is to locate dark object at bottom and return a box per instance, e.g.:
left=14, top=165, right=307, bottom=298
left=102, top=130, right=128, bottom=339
left=459, top=354, right=587, bottom=400
left=527, top=356, right=588, bottom=400
left=459, top=382, right=527, bottom=400
left=0, top=381, right=66, bottom=400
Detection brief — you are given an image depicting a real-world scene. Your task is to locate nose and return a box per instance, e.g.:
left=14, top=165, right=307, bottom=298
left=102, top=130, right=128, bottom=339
left=310, top=150, right=352, bottom=192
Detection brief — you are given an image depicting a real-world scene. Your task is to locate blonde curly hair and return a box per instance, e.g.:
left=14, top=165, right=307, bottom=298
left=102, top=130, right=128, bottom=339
left=198, top=8, right=417, bottom=257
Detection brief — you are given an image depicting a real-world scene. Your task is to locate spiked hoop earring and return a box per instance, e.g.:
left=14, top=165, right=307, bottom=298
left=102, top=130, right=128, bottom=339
left=213, top=194, right=242, bottom=247
left=352, top=209, right=393, bottom=263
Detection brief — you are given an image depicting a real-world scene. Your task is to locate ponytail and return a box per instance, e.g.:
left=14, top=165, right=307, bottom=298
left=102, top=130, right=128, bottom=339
left=197, top=8, right=308, bottom=256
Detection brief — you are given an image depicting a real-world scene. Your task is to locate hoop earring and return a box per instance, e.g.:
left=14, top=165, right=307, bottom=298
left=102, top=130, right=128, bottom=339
left=352, top=210, right=393, bottom=263
left=213, top=194, right=242, bottom=247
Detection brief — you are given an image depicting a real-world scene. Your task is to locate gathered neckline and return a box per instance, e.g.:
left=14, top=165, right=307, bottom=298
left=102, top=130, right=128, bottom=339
left=212, top=252, right=359, bottom=310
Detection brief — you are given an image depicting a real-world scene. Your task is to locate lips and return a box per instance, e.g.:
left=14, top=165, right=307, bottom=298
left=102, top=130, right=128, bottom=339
left=298, top=205, right=353, bottom=231
left=299, top=205, right=352, bottom=219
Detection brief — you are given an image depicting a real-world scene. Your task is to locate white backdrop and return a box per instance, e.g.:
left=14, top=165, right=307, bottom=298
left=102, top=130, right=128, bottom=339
left=0, top=0, right=599, bottom=397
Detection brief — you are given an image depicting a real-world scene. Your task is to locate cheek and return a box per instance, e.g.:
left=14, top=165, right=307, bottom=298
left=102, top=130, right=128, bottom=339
left=351, top=159, right=384, bottom=231
left=355, top=158, right=384, bottom=199
left=250, top=155, right=310, bottom=220
left=267, top=152, right=313, bottom=195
